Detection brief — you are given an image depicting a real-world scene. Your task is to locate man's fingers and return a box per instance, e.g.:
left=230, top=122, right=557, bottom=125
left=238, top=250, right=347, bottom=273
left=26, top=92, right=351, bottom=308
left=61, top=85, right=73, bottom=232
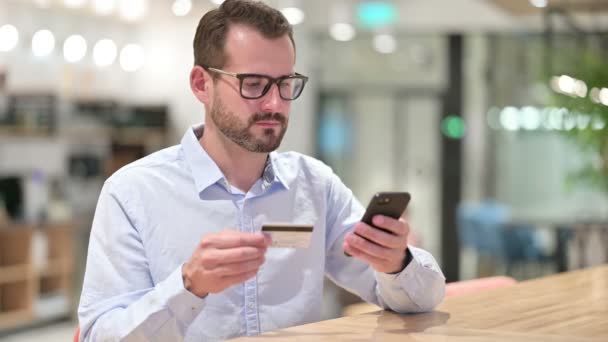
left=200, top=247, right=266, bottom=269
left=371, top=216, right=410, bottom=237
left=346, top=233, right=401, bottom=261
left=354, top=223, right=403, bottom=249
left=214, top=257, right=265, bottom=277
left=201, top=231, right=268, bottom=249
left=344, top=242, right=387, bottom=266
left=262, top=232, right=273, bottom=246
left=186, top=231, right=271, bottom=296
left=222, top=270, right=259, bottom=286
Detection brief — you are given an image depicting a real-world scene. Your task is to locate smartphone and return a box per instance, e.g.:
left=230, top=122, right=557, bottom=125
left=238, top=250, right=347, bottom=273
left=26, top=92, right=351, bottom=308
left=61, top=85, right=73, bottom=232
left=361, top=192, right=411, bottom=231
left=345, top=192, right=411, bottom=256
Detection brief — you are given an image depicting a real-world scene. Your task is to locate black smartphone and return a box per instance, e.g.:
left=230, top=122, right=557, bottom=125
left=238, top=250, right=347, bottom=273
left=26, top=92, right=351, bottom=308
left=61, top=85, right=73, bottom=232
left=361, top=192, right=411, bottom=231
left=345, top=192, right=411, bottom=256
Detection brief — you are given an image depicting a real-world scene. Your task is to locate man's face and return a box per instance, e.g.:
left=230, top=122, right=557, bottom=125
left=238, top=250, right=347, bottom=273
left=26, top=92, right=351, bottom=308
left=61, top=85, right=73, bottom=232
left=208, top=93, right=287, bottom=153
left=208, top=24, right=295, bottom=153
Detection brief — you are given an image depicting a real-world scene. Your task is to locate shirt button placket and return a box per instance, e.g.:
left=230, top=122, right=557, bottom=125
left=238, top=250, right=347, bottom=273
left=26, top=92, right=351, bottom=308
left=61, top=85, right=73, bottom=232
left=241, top=200, right=260, bottom=335
left=245, top=278, right=259, bottom=335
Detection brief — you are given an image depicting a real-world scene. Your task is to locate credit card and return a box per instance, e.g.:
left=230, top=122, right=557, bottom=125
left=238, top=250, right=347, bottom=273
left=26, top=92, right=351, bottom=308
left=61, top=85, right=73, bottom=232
left=261, top=223, right=314, bottom=248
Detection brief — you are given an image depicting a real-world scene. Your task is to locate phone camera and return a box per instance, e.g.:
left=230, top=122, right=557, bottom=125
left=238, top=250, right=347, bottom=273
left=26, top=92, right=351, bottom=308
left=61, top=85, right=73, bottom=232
left=378, top=197, right=391, bottom=205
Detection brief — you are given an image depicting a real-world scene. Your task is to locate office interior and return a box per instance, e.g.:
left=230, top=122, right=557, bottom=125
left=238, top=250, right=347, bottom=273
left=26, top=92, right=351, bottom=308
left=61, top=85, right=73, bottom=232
left=0, top=0, right=607, bottom=340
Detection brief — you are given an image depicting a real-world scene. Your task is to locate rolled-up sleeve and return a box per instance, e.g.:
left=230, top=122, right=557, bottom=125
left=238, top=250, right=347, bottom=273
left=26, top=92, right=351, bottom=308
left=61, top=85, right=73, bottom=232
left=78, top=181, right=205, bottom=341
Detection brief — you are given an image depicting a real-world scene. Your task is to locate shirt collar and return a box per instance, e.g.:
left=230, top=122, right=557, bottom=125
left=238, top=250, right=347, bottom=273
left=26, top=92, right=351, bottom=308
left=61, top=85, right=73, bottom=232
left=181, top=124, right=290, bottom=193
left=267, top=151, right=292, bottom=190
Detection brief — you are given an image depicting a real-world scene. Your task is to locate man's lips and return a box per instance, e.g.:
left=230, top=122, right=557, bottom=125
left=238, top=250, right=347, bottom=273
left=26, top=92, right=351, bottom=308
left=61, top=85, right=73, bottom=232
left=254, top=121, right=281, bottom=127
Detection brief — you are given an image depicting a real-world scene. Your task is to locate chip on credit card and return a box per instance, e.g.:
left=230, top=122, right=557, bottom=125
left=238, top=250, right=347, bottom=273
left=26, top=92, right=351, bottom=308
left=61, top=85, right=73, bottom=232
left=261, top=223, right=314, bottom=248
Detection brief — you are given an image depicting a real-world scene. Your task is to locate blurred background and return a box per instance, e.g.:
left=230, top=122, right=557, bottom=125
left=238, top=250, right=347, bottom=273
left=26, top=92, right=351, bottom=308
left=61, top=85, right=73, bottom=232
left=0, top=0, right=607, bottom=340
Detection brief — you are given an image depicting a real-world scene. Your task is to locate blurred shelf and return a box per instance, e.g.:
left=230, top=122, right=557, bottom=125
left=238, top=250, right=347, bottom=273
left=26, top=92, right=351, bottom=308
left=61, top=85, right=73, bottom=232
left=111, top=127, right=167, bottom=143
left=0, top=126, right=53, bottom=138
left=40, top=258, right=72, bottom=278
left=0, top=124, right=167, bottom=146
left=0, top=223, right=75, bottom=334
left=0, top=309, right=33, bottom=331
left=0, top=265, right=32, bottom=285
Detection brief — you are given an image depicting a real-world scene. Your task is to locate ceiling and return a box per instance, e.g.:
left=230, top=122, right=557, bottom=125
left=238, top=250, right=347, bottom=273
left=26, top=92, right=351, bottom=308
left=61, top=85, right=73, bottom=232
left=489, top=0, right=608, bottom=15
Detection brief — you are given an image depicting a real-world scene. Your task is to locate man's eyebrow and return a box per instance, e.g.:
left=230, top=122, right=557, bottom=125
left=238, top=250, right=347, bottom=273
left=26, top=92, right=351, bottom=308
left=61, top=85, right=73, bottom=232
left=244, top=72, right=298, bottom=78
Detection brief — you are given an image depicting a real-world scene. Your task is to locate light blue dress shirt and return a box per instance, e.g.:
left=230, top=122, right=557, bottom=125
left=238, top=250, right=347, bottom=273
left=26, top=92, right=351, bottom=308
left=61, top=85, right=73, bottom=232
left=78, top=124, right=445, bottom=341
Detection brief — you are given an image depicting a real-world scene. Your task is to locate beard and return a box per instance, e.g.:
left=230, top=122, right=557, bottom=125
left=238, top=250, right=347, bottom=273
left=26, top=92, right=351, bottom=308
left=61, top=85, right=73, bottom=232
left=209, top=94, right=288, bottom=153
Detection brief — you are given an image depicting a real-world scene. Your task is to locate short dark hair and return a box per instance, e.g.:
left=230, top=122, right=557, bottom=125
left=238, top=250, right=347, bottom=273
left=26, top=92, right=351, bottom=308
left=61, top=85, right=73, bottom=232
left=193, top=0, right=295, bottom=69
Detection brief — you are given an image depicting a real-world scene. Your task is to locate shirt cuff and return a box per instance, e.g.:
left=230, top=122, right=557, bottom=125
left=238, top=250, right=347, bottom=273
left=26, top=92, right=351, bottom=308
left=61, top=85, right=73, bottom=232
left=375, top=247, right=444, bottom=309
left=160, top=265, right=206, bottom=324
left=376, top=248, right=423, bottom=284
left=376, top=245, right=447, bottom=312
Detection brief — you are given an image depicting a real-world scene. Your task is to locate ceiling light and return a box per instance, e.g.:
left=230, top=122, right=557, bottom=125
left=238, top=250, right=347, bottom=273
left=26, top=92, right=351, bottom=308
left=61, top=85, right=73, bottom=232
left=119, top=0, right=148, bottom=22
left=172, top=0, right=192, bottom=17
left=373, top=33, right=397, bottom=54
left=32, top=29, right=55, bottom=57
left=281, top=7, right=305, bottom=25
left=93, top=39, right=118, bottom=67
left=557, top=75, right=575, bottom=94
left=599, top=88, right=608, bottom=106
left=573, top=80, right=588, bottom=98
left=330, top=23, right=355, bottom=42
left=590, top=88, right=601, bottom=103
left=0, top=25, right=19, bottom=52
left=529, top=0, right=548, bottom=8
left=500, top=107, right=520, bottom=131
left=93, top=0, right=116, bottom=16
left=520, top=106, right=541, bottom=130
left=63, top=34, right=87, bottom=63
left=64, top=0, right=87, bottom=9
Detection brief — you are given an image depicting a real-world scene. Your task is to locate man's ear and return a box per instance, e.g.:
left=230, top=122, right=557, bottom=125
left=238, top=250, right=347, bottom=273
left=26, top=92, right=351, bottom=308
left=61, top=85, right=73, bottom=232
left=190, top=65, right=212, bottom=104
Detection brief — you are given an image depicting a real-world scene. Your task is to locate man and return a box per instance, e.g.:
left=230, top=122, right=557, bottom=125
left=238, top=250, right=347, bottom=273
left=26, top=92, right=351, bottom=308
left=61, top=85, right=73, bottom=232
left=78, top=0, right=445, bottom=340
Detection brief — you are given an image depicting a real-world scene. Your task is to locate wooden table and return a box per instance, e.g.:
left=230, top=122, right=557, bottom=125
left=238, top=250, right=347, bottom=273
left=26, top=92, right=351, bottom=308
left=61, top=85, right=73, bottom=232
left=234, top=265, right=608, bottom=341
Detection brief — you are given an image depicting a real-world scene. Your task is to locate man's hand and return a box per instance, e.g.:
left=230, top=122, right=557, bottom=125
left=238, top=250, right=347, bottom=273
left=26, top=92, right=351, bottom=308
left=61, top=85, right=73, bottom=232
left=182, top=229, right=272, bottom=298
left=343, top=215, right=410, bottom=274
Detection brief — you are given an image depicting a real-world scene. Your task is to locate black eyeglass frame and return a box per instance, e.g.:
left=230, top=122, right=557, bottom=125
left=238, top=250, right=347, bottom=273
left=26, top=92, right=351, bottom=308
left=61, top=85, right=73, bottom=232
left=204, top=66, right=309, bottom=101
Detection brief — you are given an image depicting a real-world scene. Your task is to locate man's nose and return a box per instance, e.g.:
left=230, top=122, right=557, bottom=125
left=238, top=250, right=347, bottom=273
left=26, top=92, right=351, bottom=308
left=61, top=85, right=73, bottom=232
left=260, top=83, right=286, bottom=112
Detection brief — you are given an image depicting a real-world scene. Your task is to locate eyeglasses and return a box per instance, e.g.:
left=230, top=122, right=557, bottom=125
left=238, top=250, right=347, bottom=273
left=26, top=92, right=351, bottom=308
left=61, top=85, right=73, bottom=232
left=204, top=67, right=308, bottom=101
